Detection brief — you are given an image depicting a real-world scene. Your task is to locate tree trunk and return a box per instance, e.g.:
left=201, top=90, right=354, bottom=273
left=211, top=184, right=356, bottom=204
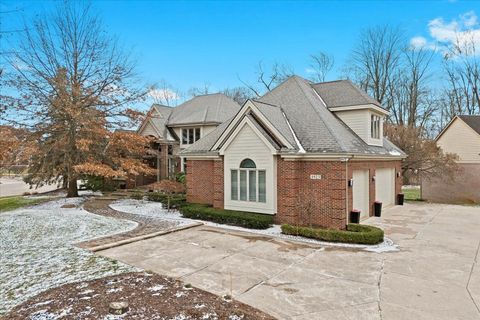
left=67, top=176, right=78, bottom=197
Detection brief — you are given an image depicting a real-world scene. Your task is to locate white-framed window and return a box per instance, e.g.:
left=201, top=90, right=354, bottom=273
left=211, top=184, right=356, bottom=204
left=231, top=158, right=266, bottom=203
left=371, top=114, right=381, bottom=139
left=181, top=127, right=201, bottom=145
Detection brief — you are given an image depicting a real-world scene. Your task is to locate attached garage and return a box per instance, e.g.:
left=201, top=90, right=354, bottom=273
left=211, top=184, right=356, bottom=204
left=353, top=169, right=370, bottom=220
left=375, top=168, right=395, bottom=207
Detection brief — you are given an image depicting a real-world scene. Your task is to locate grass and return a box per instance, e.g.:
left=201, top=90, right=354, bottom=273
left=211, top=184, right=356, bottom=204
left=0, top=196, right=49, bottom=213
left=402, top=187, right=423, bottom=201
left=281, top=223, right=384, bottom=245
left=179, top=203, right=274, bottom=229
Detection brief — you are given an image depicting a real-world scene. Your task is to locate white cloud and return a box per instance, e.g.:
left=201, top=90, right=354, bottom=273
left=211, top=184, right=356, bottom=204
left=410, top=36, right=427, bottom=48
left=148, top=88, right=180, bottom=102
left=419, top=11, right=480, bottom=56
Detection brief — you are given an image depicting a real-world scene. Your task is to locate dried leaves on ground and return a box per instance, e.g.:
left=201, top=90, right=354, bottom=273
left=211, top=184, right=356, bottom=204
left=6, top=272, right=275, bottom=320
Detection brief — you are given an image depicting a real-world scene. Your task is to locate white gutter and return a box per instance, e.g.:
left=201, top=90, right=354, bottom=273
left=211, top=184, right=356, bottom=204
left=282, top=111, right=306, bottom=153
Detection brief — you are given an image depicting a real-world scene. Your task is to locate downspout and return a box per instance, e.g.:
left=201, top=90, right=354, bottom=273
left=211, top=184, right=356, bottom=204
left=341, top=156, right=354, bottom=227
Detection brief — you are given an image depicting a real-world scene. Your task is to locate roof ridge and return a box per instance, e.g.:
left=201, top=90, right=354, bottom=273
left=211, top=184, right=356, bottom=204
left=311, top=79, right=349, bottom=85
left=251, top=99, right=280, bottom=108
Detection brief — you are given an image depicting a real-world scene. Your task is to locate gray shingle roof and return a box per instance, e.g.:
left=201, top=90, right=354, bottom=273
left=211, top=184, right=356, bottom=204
left=311, top=80, right=383, bottom=109
left=167, top=93, right=240, bottom=126
left=182, top=76, right=405, bottom=158
left=459, top=115, right=480, bottom=135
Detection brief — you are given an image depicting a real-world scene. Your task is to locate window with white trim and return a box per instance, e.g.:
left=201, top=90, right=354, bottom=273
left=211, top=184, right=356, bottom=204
left=371, top=114, right=381, bottom=139
left=181, top=127, right=201, bottom=145
left=231, top=159, right=266, bottom=203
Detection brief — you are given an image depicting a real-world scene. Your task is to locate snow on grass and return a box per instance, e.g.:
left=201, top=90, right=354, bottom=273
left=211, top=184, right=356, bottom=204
left=0, top=197, right=139, bottom=315
left=110, top=199, right=399, bottom=252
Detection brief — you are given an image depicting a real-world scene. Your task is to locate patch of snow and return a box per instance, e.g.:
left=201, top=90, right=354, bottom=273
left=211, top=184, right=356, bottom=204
left=32, top=300, right=53, bottom=307
left=79, top=289, right=94, bottom=295
left=175, top=291, right=186, bottom=298
left=148, top=285, right=165, bottom=292
left=106, top=287, right=123, bottom=294
left=389, top=150, right=402, bottom=156
left=110, top=199, right=399, bottom=253
left=202, top=313, right=218, bottom=320
left=229, top=315, right=244, bottom=320
left=0, top=197, right=139, bottom=315
left=194, top=304, right=206, bottom=309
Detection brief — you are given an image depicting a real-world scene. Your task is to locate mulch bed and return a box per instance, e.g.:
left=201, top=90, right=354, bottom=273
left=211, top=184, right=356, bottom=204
left=78, top=198, right=180, bottom=249
left=5, top=272, right=275, bottom=319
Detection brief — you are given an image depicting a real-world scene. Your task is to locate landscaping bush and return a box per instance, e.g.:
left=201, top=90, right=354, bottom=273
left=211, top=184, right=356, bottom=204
left=82, top=175, right=115, bottom=192
left=179, top=204, right=273, bottom=229
left=147, top=192, right=186, bottom=209
left=281, top=223, right=384, bottom=245
left=130, top=190, right=144, bottom=200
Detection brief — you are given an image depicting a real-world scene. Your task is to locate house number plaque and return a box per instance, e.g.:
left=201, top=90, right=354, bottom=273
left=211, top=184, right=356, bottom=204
left=310, top=174, right=322, bottom=180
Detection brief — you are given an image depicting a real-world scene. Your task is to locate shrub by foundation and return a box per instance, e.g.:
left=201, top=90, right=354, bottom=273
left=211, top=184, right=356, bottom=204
left=281, top=223, right=384, bottom=245
left=146, top=192, right=186, bottom=209
left=179, top=204, right=273, bottom=229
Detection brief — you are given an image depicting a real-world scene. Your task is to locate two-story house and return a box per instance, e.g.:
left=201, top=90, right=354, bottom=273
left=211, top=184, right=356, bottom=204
left=423, top=115, right=480, bottom=203
left=181, top=76, right=405, bottom=229
left=137, top=93, right=240, bottom=184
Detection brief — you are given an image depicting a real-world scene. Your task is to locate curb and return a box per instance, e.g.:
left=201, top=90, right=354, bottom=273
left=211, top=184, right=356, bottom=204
left=89, top=222, right=203, bottom=252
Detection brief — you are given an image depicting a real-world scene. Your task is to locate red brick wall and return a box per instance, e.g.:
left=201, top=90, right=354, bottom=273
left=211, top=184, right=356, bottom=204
left=186, top=159, right=215, bottom=205
left=422, top=163, right=480, bottom=204
left=348, top=160, right=403, bottom=216
left=213, top=159, right=224, bottom=208
left=276, top=158, right=347, bottom=229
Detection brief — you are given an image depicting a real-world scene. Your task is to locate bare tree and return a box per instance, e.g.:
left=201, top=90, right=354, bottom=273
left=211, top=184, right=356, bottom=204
left=441, top=32, right=480, bottom=123
left=149, top=80, right=181, bottom=106
left=348, top=25, right=404, bottom=107
left=188, top=82, right=211, bottom=97
left=222, top=86, right=253, bottom=105
left=308, top=51, right=334, bottom=82
left=239, top=61, right=294, bottom=97
left=1, top=2, right=148, bottom=197
left=389, top=46, right=436, bottom=129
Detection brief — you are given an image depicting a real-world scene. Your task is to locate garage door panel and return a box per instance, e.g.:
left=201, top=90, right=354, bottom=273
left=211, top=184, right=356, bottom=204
left=375, top=168, right=395, bottom=207
left=353, top=169, right=370, bottom=219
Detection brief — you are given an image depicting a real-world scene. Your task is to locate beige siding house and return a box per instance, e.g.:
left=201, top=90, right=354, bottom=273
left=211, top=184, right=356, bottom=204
left=423, top=115, right=480, bottom=203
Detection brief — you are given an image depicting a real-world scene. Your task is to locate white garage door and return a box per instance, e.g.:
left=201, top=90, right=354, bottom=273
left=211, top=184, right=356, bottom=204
left=375, top=168, right=395, bottom=207
left=353, top=169, right=370, bottom=220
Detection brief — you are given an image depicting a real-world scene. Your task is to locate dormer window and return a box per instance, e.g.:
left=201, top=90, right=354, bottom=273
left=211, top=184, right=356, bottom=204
left=182, top=127, right=201, bottom=145
left=371, top=115, right=381, bottom=139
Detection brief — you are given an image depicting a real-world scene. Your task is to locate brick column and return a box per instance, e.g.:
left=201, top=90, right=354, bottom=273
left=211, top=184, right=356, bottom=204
left=213, top=158, right=224, bottom=209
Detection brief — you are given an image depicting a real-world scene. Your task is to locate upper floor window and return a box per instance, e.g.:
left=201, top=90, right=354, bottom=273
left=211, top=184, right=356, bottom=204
left=231, top=158, right=266, bottom=203
left=182, top=127, right=201, bottom=144
left=371, top=115, right=381, bottom=139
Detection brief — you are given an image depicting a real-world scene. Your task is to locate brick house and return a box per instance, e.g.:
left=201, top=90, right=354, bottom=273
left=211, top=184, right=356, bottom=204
left=181, top=76, right=405, bottom=229
left=136, top=94, right=240, bottom=185
left=422, top=115, right=480, bottom=204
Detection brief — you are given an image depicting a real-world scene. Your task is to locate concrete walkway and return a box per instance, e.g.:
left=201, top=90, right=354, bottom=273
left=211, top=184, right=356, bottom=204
left=98, top=203, right=480, bottom=320
left=0, top=178, right=58, bottom=197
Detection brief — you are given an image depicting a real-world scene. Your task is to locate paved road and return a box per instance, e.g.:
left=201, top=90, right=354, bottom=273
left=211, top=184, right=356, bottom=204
left=0, top=178, right=58, bottom=197
left=99, top=203, right=480, bottom=319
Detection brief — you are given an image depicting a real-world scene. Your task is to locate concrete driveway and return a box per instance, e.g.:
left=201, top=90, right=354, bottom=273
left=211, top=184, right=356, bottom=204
left=98, top=203, right=480, bottom=320
left=0, top=178, right=58, bottom=197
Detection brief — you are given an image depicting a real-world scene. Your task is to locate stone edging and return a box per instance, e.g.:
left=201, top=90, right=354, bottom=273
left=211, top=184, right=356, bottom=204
left=89, top=222, right=203, bottom=252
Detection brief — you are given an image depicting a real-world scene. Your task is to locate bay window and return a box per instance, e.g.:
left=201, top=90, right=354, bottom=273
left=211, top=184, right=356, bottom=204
left=231, top=158, right=266, bottom=203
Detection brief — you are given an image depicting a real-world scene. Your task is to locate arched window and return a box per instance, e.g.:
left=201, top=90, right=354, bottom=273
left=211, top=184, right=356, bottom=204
left=240, top=158, right=256, bottom=168
left=231, top=158, right=266, bottom=203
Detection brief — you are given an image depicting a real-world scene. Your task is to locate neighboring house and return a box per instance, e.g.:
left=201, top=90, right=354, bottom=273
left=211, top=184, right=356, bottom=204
left=137, top=94, right=240, bottom=184
left=422, top=115, right=480, bottom=204
left=181, top=76, right=405, bottom=229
